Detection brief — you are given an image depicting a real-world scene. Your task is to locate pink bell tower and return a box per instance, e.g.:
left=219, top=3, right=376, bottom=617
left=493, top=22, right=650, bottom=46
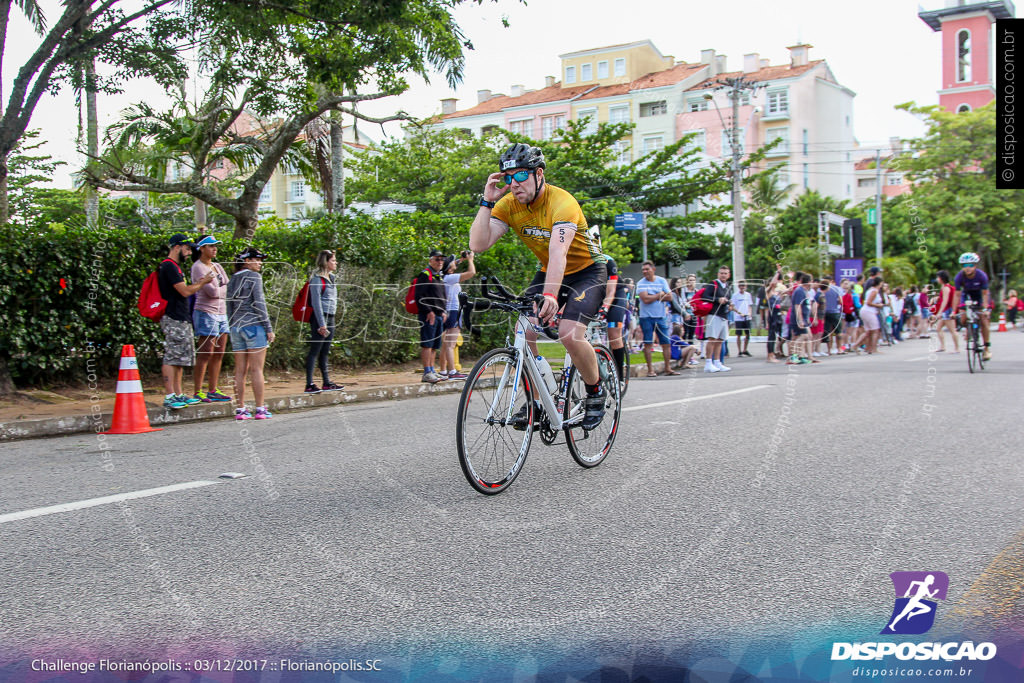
left=919, top=0, right=1016, bottom=112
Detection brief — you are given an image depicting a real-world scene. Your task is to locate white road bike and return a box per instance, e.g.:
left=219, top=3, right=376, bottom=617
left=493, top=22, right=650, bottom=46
left=455, top=277, right=621, bottom=495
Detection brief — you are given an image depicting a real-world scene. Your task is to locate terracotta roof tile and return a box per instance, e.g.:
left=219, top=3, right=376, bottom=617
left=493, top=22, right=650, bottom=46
left=854, top=155, right=895, bottom=171
left=572, top=63, right=706, bottom=102
left=687, top=59, right=825, bottom=90
left=573, top=83, right=631, bottom=102
left=443, top=84, right=594, bottom=119
left=630, top=62, right=706, bottom=90
left=446, top=62, right=709, bottom=115
left=442, top=59, right=828, bottom=119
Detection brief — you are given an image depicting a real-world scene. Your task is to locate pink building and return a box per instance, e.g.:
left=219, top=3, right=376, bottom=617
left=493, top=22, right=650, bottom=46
left=919, top=0, right=1016, bottom=112
left=678, top=46, right=856, bottom=201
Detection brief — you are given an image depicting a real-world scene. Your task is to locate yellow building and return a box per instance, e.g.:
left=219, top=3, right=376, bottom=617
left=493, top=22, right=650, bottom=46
left=559, top=40, right=674, bottom=88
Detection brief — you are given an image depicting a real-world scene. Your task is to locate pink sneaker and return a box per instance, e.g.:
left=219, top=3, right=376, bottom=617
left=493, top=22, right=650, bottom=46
left=254, top=406, right=273, bottom=420
left=234, top=407, right=252, bottom=421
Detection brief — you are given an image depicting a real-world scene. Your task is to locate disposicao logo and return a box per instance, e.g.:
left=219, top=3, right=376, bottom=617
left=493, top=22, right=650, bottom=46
left=831, top=571, right=997, bottom=662
left=882, top=570, right=948, bottom=635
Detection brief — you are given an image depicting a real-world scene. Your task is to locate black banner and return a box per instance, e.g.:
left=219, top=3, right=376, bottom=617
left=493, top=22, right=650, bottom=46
left=997, top=18, right=1024, bottom=189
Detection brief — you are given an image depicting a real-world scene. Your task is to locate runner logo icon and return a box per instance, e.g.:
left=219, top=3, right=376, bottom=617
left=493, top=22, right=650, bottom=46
left=881, top=571, right=949, bottom=635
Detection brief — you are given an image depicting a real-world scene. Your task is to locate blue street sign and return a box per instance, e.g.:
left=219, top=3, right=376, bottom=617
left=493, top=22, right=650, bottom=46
left=614, top=212, right=645, bottom=231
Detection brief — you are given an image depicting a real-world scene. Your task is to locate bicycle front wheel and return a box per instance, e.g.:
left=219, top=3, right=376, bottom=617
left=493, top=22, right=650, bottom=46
left=967, top=325, right=978, bottom=373
left=564, top=344, right=621, bottom=468
left=976, top=324, right=986, bottom=370
left=457, top=349, right=534, bottom=495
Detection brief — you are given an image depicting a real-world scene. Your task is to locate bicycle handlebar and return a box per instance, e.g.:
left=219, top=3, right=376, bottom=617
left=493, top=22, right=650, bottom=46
left=460, top=276, right=557, bottom=339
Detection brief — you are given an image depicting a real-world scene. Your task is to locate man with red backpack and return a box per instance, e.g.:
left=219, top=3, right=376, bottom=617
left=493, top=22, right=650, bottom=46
left=159, top=234, right=214, bottom=409
left=692, top=265, right=734, bottom=373
left=414, top=250, right=448, bottom=383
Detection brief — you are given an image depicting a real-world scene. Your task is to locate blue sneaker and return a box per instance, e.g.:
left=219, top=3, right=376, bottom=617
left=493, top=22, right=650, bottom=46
left=163, top=394, right=187, bottom=410
left=177, top=394, right=202, bottom=406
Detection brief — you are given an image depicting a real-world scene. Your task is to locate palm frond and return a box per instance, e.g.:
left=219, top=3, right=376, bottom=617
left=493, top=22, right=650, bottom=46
left=14, top=0, right=46, bottom=35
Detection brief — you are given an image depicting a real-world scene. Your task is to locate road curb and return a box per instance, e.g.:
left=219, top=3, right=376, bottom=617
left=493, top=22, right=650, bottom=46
left=0, top=380, right=466, bottom=442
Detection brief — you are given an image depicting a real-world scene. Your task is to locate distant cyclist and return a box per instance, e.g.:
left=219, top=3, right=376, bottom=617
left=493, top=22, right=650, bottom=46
left=469, top=144, right=609, bottom=429
left=952, top=252, right=992, bottom=361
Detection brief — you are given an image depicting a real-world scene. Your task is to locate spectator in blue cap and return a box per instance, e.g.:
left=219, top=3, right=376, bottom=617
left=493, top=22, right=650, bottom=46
left=191, top=235, right=232, bottom=402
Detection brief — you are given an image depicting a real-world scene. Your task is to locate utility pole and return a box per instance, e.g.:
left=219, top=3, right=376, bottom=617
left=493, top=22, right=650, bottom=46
left=730, top=81, right=744, bottom=283
left=641, top=212, right=648, bottom=263
left=875, top=149, right=883, bottom=263
left=710, top=76, right=758, bottom=284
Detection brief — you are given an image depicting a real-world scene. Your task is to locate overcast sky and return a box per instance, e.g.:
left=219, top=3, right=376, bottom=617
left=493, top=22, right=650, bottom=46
left=7, top=0, right=984, bottom=188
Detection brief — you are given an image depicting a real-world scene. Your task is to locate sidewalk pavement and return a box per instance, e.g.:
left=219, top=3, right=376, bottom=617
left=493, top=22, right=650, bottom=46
left=0, top=366, right=468, bottom=442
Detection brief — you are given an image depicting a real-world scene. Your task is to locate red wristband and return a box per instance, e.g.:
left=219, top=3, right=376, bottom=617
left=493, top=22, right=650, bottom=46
left=542, top=293, right=558, bottom=301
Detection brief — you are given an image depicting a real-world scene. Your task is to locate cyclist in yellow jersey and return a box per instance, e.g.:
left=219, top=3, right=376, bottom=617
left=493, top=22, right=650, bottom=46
left=469, top=144, right=609, bottom=429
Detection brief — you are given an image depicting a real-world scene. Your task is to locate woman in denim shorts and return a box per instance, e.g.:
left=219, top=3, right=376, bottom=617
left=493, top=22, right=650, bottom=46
left=226, top=247, right=276, bottom=420
left=191, top=236, right=232, bottom=402
left=933, top=270, right=959, bottom=353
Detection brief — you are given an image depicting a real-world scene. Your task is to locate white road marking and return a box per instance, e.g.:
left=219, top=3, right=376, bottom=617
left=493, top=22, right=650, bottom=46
left=904, top=353, right=951, bottom=361
left=622, top=385, right=773, bottom=412
left=0, top=481, right=221, bottom=525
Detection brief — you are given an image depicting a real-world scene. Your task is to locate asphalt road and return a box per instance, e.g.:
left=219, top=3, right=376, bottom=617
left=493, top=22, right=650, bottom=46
left=1, top=332, right=1022, bottom=678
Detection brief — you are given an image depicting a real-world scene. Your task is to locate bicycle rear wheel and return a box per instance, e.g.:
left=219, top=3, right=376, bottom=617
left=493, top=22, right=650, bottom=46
left=563, top=344, right=621, bottom=468
left=619, top=347, right=630, bottom=398
left=457, top=349, right=534, bottom=495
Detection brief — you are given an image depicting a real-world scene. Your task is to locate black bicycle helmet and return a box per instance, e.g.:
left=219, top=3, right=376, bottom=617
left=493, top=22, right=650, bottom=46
left=499, top=143, right=546, bottom=171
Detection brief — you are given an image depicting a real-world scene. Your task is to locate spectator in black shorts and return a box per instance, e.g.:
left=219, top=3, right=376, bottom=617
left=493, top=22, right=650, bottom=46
left=416, top=250, right=448, bottom=383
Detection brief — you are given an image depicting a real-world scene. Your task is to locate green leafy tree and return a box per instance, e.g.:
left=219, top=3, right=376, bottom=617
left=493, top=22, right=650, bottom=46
left=596, top=225, right=633, bottom=266
left=743, top=189, right=850, bottom=280
left=83, top=0, right=511, bottom=239
left=0, top=0, right=189, bottom=224
left=866, top=255, right=918, bottom=288
left=748, top=170, right=795, bottom=214
left=348, top=126, right=506, bottom=213
left=6, top=130, right=66, bottom=227
left=886, top=102, right=1024, bottom=289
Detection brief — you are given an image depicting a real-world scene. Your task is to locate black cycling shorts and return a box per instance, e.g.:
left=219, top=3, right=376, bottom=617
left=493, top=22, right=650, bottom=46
left=606, top=292, right=629, bottom=325
left=525, top=262, right=607, bottom=323
left=960, top=290, right=985, bottom=306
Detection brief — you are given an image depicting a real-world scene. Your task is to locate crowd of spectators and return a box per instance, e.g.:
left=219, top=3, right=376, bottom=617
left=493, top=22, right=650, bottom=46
left=618, top=264, right=1022, bottom=372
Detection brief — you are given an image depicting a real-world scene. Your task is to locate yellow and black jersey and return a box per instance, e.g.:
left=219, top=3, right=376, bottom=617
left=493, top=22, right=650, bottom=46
left=491, top=183, right=606, bottom=275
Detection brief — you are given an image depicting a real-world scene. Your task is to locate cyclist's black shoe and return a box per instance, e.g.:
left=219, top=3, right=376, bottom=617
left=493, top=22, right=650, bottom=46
left=582, top=386, right=606, bottom=431
left=510, top=401, right=540, bottom=431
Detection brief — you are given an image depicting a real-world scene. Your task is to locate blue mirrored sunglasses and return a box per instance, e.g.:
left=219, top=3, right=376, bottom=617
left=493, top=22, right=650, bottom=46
left=503, top=170, right=534, bottom=184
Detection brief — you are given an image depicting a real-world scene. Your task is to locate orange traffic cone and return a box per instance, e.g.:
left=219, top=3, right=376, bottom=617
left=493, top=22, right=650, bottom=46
left=998, top=313, right=1007, bottom=332
left=100, top=345, right=162, bottom=434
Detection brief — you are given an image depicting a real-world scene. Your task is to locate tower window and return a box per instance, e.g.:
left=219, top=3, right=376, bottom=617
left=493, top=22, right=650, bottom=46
left=957, top=29, right=971, bottom=83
